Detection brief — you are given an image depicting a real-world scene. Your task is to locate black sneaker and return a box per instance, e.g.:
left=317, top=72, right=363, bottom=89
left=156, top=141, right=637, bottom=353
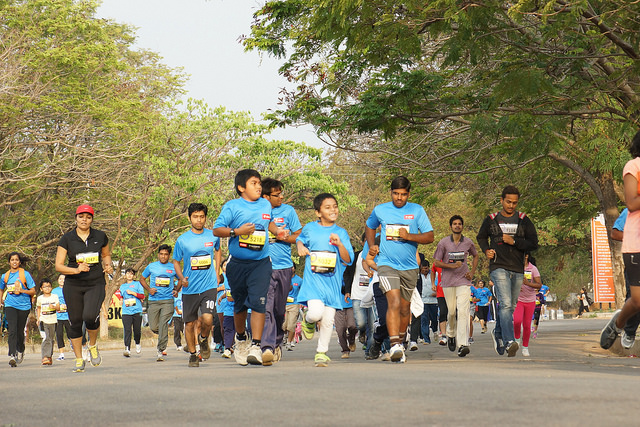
left=447, top=336, right=456, bottom=352
left=457, top=345, right=470, bottom=357
left=505, top=340, right=519, bottom=357
left=491, top=328, right=505, bottom=356
left=366, top=340, right=382, bottom=360
left=199, top=335, right=211, bottom=360
left=188, top=353, right=199, bottom=367
left=600, top=310, right=622, bottom=349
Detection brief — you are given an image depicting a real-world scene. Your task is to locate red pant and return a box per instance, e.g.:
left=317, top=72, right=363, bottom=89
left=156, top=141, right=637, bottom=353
left=513, top=301, right=535, bottom=347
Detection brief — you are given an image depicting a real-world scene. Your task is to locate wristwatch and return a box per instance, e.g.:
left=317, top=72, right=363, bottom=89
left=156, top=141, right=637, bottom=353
left=229, top=228, right=236, bottom=238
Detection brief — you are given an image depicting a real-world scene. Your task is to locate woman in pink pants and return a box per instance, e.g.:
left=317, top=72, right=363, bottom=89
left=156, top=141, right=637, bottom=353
left=513, top=254, right=542, bottom=357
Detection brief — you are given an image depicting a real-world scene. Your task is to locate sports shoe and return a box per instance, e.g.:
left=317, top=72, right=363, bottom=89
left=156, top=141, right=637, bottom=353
left=136, top=344, right=142, bottom=354
left=394, top=352, right=406, bottom=363
left=285, top=342, right=293, bottom=351
left=506, top=340, right=519, bottom=357
left=447, top=336, right=456, bottom=352
left=381, top=352, right=391, bottom=361
left=468, top=337, right=475, bottom=344
left=73, top=358, right=85, bottom=373
left=439, top=336, right=447, bottom=346
left=8, top=356, right=16, bottom=367
left=82, top=345, right=89, bottom=361
left=233, top=333, right=250, bottom=366
left=291, top=342, right=296, bottom=348
left=177, top=346, right=184, bottom=352
left=522, top=347, right=530, bottom=357
left=457, top=345, right=470, bottom=357
left=621, top=331, right=636, bottom=350
left=359, top=333, right=367, bottom=344
left=88, top=345, right=101, bottom=366
left=314, top=352, right=330, bottom=367
left=367, top=340, right=382, bottom=360
left=532, top=332, right=538, bottom=339
left=274, top=346, right=282, bottom=363
left=157, top=351, right=164, bottom=362
left=57, top=354, right=65, bottom=361
left=409, top=341, right=418, bottom=351
left=247, top=344, right=263, bottom=365
left=222, top=348, right=232, bottom=358
left=198, top=335, right=211, bottom=360
left=341, top=351, right=350, bottom=359
left=42, top=357, right=52, bottom=365
left=123, top=347, right=131, bottom=357
left=491, top=329, right=505, bottom=356
left=188, top=353, right=199, bottom=367
left=349, top=341, right=356, bottom=352
left=482, top=327, right=487, bottom=334
left=301, top=319, right=316, bottom=340
left=600, top=310, right=622, bottom=349
left=389, top=343, right=405, bottom=362
left=16, top=352, right=24, bottom=364
left=262, top=348, right=274, bottom=366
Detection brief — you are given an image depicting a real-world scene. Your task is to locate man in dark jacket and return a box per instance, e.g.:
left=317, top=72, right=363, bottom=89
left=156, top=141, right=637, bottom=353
left=477, top=186, right=538, bottom=357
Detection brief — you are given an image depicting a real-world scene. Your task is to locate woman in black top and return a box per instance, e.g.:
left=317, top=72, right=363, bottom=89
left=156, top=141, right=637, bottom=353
left=55, top=204, right=113, bottom=373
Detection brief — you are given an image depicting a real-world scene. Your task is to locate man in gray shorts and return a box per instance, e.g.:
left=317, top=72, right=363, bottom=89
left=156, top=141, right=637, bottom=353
left=365, top=176, right=434, bottom=363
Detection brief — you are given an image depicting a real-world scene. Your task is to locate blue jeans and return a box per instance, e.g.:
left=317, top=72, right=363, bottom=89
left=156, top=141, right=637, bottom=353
left=352, top=299, right=375, bottom=350
left=420, top=304, right=439, bottom=342
left=490, top=268, right=523, bottom=344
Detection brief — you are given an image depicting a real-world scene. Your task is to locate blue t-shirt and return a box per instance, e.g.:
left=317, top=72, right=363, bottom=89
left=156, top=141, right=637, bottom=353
left=268, top=203, right=302, bottom=270
left=341, top=293, right=353, bottom=309
left=540, top=284, right=550, bottom=297
left=173, top=229, right=220, bottom=295
left=214, top=197, right=273, bottom=260
left=296, top=221, right=354, bottom=309
left=287, top=275, right=303, bottom=305
left=613, top=208, right=628, bottom=231
left=473, top=287, right=493, bottom=306
left=142, top=261, right=178, bottom=301
left=1, top=270, right=36, bottom=311
left=173, top=291, right=183, bottom=318
left=119, top=281, right=144, bottom=315
left=366, top=202, right=433, bottom=271
left=223, top=279, right=235, bottom=317
left=52, top=286, right=69, bottom=321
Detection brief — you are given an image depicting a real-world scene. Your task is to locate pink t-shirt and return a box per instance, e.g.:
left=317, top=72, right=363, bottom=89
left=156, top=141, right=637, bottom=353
left=518, top=263, right=540, bottom=303
left=622, top=157, right=640, bottom=253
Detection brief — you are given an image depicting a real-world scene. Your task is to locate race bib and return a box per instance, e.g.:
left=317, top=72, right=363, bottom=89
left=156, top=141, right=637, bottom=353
left=76, top=251, right=99, bottom=265
left=310, top=251, right=337, bottom=274
left=499, top=223, right=518, bottom=236
left=287, top=296, right=294, bottom=303
left=155, top=276, right=171, bottom=287
left=239, top=229, right=266, bottom=251
left=226, top=290, right=231, bottom=298
left=190, top=254, right=212, bottom=270
left=124, top=298, right=137, bottom=307
left=358, top=274, right=370, bottom=287
left=41, top=303, right=56, bottom=316
left=524, top=271, right=533, bottom=280
left=385, top=224, right=410, bottom=241
left=448, top=251, right=465, bottom=263
left=57, top=304, right=67, bottom=313
left=6, top=284, right=15, bottom=293
left=268, top=231, right=277, bottom=244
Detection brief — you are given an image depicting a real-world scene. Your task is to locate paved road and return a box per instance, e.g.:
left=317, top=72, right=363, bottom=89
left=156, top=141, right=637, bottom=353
left=1, top=318, right=638, bottom=426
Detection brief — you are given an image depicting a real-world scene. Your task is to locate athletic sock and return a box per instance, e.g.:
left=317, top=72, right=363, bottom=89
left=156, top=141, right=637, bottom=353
left=251, top=339, right=261, bottom=346
left=236, top=332, right=247, bottom=341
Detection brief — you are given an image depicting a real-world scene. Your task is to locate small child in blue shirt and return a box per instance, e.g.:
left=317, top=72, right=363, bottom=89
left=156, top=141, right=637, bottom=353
left=119, top=269, right=145, bottom=357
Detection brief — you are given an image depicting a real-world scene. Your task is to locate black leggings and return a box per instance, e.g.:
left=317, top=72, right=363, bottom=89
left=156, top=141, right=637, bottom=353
left=122, top=313, right=142, bottom=348
left=437, top=296, right=448, bottom=323
left=55, top=319, right=71, bottom=349
left=63, top=280, right=105, bottom=339
left=5, top=307, right=29, bottom=356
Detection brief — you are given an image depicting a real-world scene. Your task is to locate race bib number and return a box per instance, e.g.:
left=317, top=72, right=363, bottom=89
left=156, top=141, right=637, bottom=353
left=287, top=296, right=294, bottom=303
left=155, top=276, right=171, bottom=287
left=385, top=224, right=410, bottom=241
left=226, top=290, right=231, bottom=298
left=6, top=284, right=15, bottom=293
left=57, top=304, right=67, bottom=313
left=41, top=303, right=56, bottom=316
left=358, top=274, right=370, bottom=287
left=268, top=231, right=277, bottom=244
left=239, top=229, right=266, bottom=251
left=310, top=251, right=337, bottom=274
left=124, top=298, right=137, bottom=307
left=499, top=223, right=518, bottom=236
left=448, top=251, right=465, bottom=263
left=76, top=251, right=99, bottom=265
left=190, top=255, right=212, bottom=270
left=524, top=271, right=533, bottom=280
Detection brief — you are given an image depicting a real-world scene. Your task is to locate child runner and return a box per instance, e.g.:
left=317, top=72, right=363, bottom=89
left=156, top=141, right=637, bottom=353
left=173, top=290, right=185, bottom=351
left=284, top=270, right=302, bottom=351
left=119, top=269, right=145, bottom=357
left=221, top=274, right=236, bottom=358
left=335, top=294, right=358, bottom=358
left=296, top=193, right=354, bottom=367
left=52, top=275, right=71, bottom=361
left=513, top=254, right=542, bottom=357
left=36, top=279, right=59, bottom=366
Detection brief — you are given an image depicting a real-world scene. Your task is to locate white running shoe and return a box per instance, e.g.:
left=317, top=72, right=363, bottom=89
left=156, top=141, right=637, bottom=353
left=409, top=341, right=418, bottom=351
left=136, top=344, right=142, bottom=354
left=247, top=344, right=263, bottom=365
left=522, top=347, right=530, bottom=357
left=233, top=333, right=250, bottom=366
left=389, top=343, right=405, bottom=362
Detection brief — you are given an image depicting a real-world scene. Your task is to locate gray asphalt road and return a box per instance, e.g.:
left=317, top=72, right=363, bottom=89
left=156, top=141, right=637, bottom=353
left=1, top=318, right=638, bottom=426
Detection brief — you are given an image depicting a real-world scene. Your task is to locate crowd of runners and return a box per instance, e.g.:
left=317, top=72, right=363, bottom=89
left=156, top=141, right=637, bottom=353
left=3, top=129, right=640, bottom=372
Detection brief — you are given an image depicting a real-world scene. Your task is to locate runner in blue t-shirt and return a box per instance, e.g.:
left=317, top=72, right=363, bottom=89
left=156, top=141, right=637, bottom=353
left=364, top=176, right=434, bottom=363
left=284, top=272, right=302, bottom=351
left=119, top=269, right=145, bottom=357
left=52, top=274, right=71, bottom=361
left=213, top=169, right=289, bottom=366
left=259, top=178, right=303, bottom=365
left=141, top=244, right=179, bottom=361
left=172, top=203, right=221, bottom=367
left=173, top=290, right=185, bottom=351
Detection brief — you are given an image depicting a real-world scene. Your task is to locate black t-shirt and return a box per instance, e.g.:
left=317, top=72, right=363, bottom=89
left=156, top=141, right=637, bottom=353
left=58, top=228, right=109, bottom=283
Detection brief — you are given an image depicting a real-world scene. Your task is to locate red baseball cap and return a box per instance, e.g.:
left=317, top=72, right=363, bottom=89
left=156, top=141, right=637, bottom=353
left=76, top=204, right=95, bottom=216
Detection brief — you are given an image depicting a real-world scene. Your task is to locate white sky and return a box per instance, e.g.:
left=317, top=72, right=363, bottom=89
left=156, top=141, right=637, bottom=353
left=96, top=0, right=325, bottom=148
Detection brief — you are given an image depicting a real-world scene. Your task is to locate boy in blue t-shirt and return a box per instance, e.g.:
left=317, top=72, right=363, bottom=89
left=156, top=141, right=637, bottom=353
left=213, top=169, right=289, bottom=366
left=119, top=269, right=145, bottom=357
left=172, top=203, right=221, bottom=367
left=284, top=270, right=302, bottom=351
left=173, top=290, right=185, bottom=351
left=296, top=193, right=354, bottom=367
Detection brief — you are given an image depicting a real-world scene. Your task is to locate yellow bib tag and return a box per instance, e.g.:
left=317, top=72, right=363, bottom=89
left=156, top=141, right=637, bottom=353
left=77, top=252, right=99, bottom=264
left=287, top=296, right=294, bottom=303
left=239, top=230, right=267, bottom=251
left=524, top=271, right=533, bottom=280
left=268, top=231, right=277, bottom=244
left=155, top=277, right=171, bottom=287
left=124, top=298, right=137, bottom=307
left=190, top=255, right=212, bottom=270
left=58, top=304, right=67, bottom=313
left=385, top=224, right=409, bottom=241
left=6, top=284, right=15, bottom=293
left=310, top=251, right=337, bottom=274
left=41, top=303, right=56, bottom=316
